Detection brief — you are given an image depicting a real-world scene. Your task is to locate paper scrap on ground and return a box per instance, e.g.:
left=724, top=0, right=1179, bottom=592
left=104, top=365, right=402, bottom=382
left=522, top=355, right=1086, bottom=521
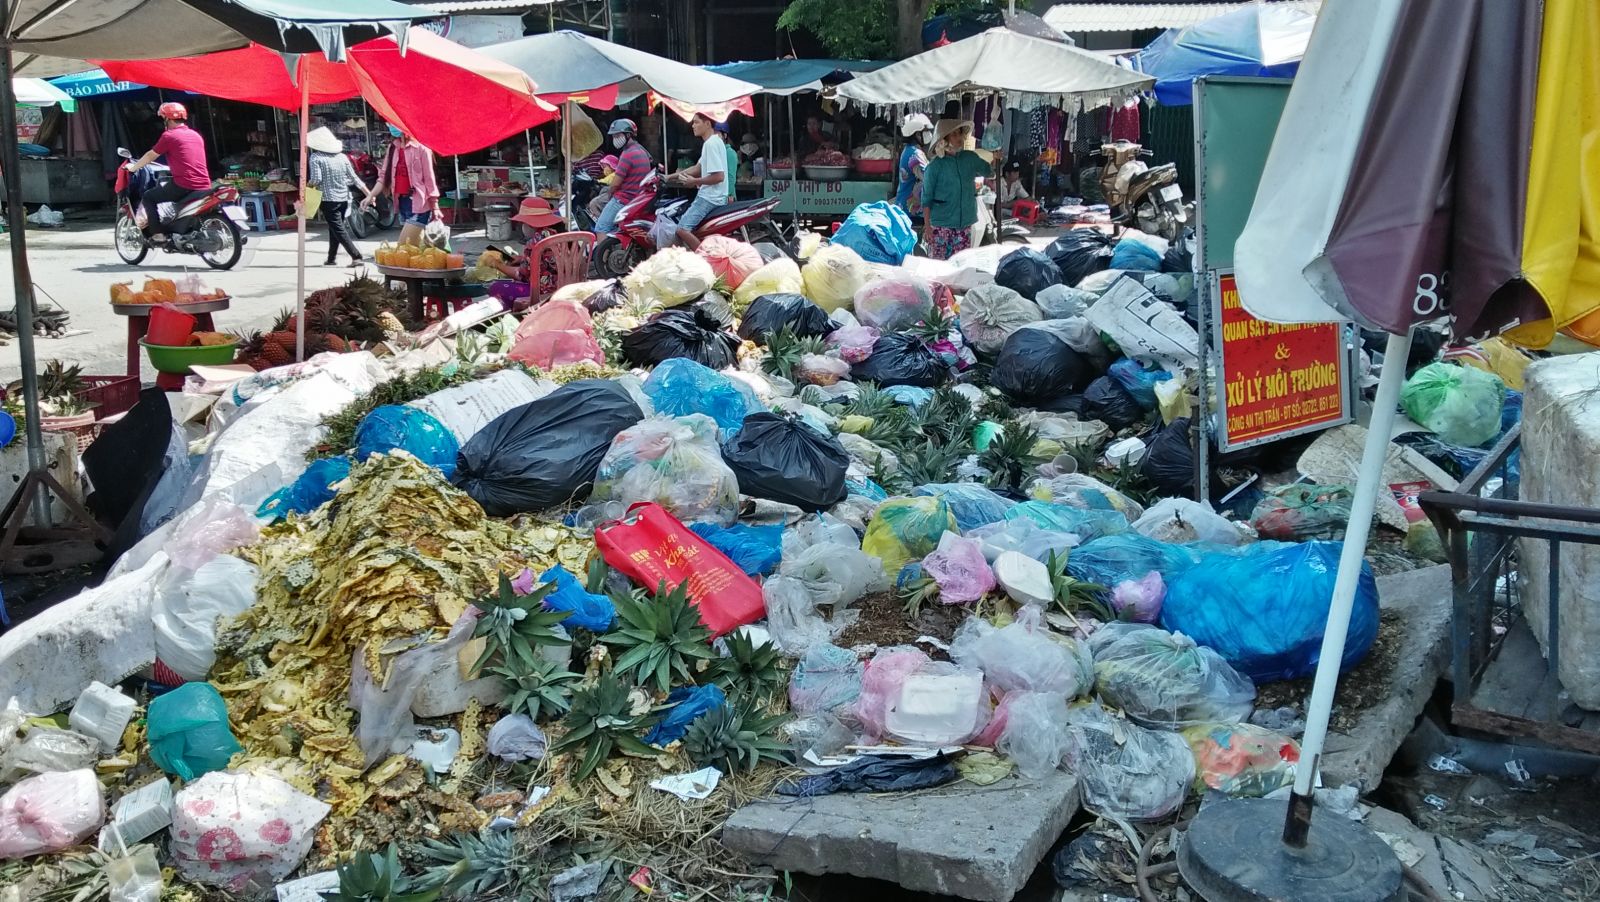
left=275, top=870, right=339, bottom=902
left=650, top=767, right=723, bottom=800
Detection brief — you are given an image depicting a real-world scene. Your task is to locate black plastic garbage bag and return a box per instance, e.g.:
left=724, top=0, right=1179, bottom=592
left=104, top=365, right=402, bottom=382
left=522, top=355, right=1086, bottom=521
left=1046, top=230, right=1115, bottom=287
left=688, top=290, right=736, bottom=330
left=995, top=247, right=1063, bottom=301
left=1080, top=376, right=1145, bottom=430
left=776, top=753, right=959, bottom=796
left=454, top=380, right=643, bottom=515
left=580, top=279, right=626, bottom=313
left=1161, top=229, right=1195, bottom=274
left=991, top=325, right=1092, bottom=407
left=1140, top=416, right=1196, bottom=498
left=850, top=332, right=948, bottom=388
left=721, top=413, right=850, bottom=511
left=621, top=307, right=740, bottom=369
left=736, top=292, right=834, bottom=345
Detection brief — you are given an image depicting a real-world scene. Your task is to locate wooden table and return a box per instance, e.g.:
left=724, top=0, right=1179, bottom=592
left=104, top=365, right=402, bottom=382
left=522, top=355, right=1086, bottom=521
left=375, top=264, right=467, bottom=323
left=112, top=297, right=231, bottom=377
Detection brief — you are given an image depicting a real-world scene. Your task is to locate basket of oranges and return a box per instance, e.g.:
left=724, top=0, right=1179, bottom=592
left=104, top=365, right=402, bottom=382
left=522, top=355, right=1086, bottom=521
left=374, top=242, right=466, bottom=277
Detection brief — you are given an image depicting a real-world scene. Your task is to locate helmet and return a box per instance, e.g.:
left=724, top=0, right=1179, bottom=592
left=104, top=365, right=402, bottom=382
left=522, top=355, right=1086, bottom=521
left=158, top=102, right=188, bottom=121
left=900, top=113, right=932, bottom=138
left=607, top=118, right=637, bottom=136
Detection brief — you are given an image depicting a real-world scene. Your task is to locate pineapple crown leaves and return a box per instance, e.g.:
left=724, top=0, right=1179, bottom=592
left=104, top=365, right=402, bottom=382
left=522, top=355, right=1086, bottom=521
left=549, top=673, right=660, bottom=782
left=683, top=694, right=791, bottom=774
left=905, top=302, right=957, bottom=344
left=487, top=656, right=582, bottom=722
left=761, top=325, right=829, bottom=381
left=707, top=630, right=787, bottom=700
left=416, top=830, right=525, bottom=898
left=322, top=843, right=439, bottom=902
left=471, top=572, right=572, bottom=675
left=602, top=580, right=717, bottom=694
left=979, top=421, right=1048, bottom=492
left=899, top=573, right=941, bottom=619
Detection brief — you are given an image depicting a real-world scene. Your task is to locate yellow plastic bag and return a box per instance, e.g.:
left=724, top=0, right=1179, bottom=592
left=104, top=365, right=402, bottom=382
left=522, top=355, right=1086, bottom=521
left=1447, top=337, right=1532, bottom=391
left=802, top=244, right=870, bottom=313
left=862, top=495, right=956, bottom=578
left=732, top=256, right=803, bottom=313
left=624, top=247, right=715, bottom=308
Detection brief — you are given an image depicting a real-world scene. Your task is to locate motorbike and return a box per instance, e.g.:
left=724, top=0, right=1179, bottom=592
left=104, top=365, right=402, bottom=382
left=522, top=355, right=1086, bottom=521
left=343, top=150, right=398, bottom=238
left=1093, top=140, right=1186, bottom=242
left=590, top=169, right=786, bottom=278
left=114, top=148, right=247, bottom=270
left=563, top=169, right=601, bottom=232
left=975, top=184, right=1031, bottom=247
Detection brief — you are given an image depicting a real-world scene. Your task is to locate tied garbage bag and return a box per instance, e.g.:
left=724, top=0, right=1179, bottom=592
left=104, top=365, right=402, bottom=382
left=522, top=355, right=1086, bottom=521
left=737, top=293, right=834, bottom=344
left=855, top=647, right=931, bottom=740
left=1162, top=542, right=1379, bottom=682
left=1108, top=358, right=1172, bottom=410
left=1064, top=701, right=1195, bottom=821
left=832, top=201, right=918, bottom=265
left=1400, top=362, right=1507, bottom=447
left=695, top=235, right=763, bottom=289
left=959, top=283, right=1042, bottom=354
left=454, top=380, right=643, bottom=515
left=863, top=496, right=957, bottom=576
left=778, top=542, right=887, bottom=609
left=688, top=291, right=737, bottom=330
left=828, top=323, right=880, bottom=363
left=995, top=248, right=1063, bottom=302
left=733, top=256, right=804, bottom=313
left=1046, top=229, right=1115, bottom=287
left=789, top=644, right=863, bottom=712
left=590, top=415, right=742, bottom=526
left=1028, top=473, right=1145, bottom=523
left=645, top=684, right=727, bottom=745
left=510, top=328, right=604, bottom=370
left=0, top=770, right=104, bottom=860
left=690, top=522, right=783, bottom=576
left=1094, top=627, right=1255, bottom=729
left=171, top=772, right=329, bottom=893
left=998, top=692, right=1072, bottom=779
left=146, top=683, right=243, bottom=781
left=802, top=244, right=872, bottom=312
left=1005, top=502, right=1128, bottom=542
left=642, top=357, right=762, bottom=434
left=851, top=332, right=949, bottom=388
left=576, top=279, right=626, bottom=313
left=722, top=413, right=850, bottom=512
left=920, top=532, right=996, bottom=604
left=1036, top=284, right=1097, bottom=320
left=1112, top=571, right=1165, bottom=623
left=1182, top=722, right=1300, bottom=798
left=853, top=276, right=935, bottom=332
left=257, top=456, right=351, bottom=521
left=537, top=565, right=616, bottom=632
left=991, top=323, right=1092, bottom=408
left=624, top=246, right=715, bottom=307
left=796, top=353, right=851, bottom=387
left=1162, top=229, right=1194, bottom=273
left=1140, top=417, right=1198, bottom=498
left=950, top=605, right=1094, bottom=696
left=913, top=483, right=1013, bottom=530
left=1080, top=376, right=1145, bottom=430
left=354, top=405, right=460, bottom=478
left=1133, top=498, right=1246, bottom=545
left=1110, top=238, right=1162, bottom=272
left=1250, top=484, right=1356, bottom=541
left=623, top=306, right=741, bottom=369
left=1068, top=534, right=1195, bottom=586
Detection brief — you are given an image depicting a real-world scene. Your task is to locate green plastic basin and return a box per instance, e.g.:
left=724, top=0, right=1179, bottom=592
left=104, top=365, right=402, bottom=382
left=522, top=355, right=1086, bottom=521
left=140, top=338, right=238, bottom=375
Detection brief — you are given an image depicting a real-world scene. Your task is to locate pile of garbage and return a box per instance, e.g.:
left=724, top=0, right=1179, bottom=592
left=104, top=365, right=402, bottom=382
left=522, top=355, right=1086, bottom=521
left=0, top=224, right=1533, bottom=901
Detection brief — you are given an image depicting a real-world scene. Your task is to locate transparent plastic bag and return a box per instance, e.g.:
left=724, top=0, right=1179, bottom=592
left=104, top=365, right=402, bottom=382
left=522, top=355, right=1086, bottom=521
left=854, top=647, right=931, bottom=740
left=486, top=714, right=548, bottom=762
left=853, top=276, right=935, bottom=332
left=1028, top=473, right=1145, bottom=523
left=625, top=246, right=714, bottom=307
left=782, top=513, right=859, bottom=559
left=827, top=323, right=881, bottom=363
left=1067, top=533, right=1195, bottom=586
left=1004, top=501, right=1129, bottom=542
left=802, top=244, right=871, bottom=313
left=734, top=256, right=804, bottom=313
left=913, top=483, right=1014, bottom=531
left=642, top=357, right=763, bottom=434
left=959, top=283, right=1042, bottom=354
left=778, top=542, right=887, bottom=608
left=862, top=496, right=957, bottom=577
left=1064, top=701, right=1195, bottom=820
left=163, top=497, right=260, bottom=573
left=885, top=662, right=987, bottom=746
left=0, top=728, right=98, bottom=784
left=1111, top=571, right=1165, bottom=623
left=998, top=691, right=1071, bottom=778
left=764, top=576, right=855, bottom=656
left=1132, top=498, right=1248, bottom=545
left=788, top=644, right=863, bottom=713
left=590, top=415, right=741, bottom=527
left=1400, top=362, right=1506, bottom=447
left=1093, top=627, right=1255, bottom=730
left=1036, top=284, right=1096, bottom=320
left=0, top=770, right=104, bottom=859
left=966, top=519, right=1078, bottom=563
left=951, top=606, right=1095, bottom=696
left=920, top=532, right=996, bottom=604
left=1181, top=722, right=1300, bottom=798
left=796, top=353, right=852, bottom=387
left=106, top=843, right=163, bottom=902
left=1249, top=484, right=1355, bottom=541
left=786, top=713, right=854, bottom=759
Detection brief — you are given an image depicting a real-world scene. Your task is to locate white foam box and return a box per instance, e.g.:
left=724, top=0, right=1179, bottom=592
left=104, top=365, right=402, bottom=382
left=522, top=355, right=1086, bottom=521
left=68, top=681, right=137, bottom=752
left=109, top=778, right=174, bottom=845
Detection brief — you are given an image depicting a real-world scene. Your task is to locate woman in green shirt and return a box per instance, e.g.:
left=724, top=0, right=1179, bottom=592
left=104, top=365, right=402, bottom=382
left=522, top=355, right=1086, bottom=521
left=920, top=119, right=991, bottom=259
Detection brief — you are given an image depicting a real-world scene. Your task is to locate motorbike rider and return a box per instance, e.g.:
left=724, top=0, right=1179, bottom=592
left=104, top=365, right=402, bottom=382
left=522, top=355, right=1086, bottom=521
left=666, top=113, right=728, bottom=252
left=125, top=102, right=211, bottom=242
left=594, top=118, right=653, bottom=236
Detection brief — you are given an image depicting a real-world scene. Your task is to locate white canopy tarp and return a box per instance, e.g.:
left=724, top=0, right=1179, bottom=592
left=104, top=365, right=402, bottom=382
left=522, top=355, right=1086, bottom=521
left=12, top=77, right=74, bottom=110
left=478, top=30, right=758, bottom=104
left=834, top=28, right=1153, bottom=111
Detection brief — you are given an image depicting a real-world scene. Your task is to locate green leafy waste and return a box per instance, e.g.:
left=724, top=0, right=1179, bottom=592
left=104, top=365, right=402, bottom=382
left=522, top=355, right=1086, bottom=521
left=471, top=573, right=572, bottom=676
left=706, top=629, right=787, bottom=701
left=683, top=694, right=791, bottom=774
left=603, top=581, right=717, bottom=694
left=549, top=673, right=659, bottom=782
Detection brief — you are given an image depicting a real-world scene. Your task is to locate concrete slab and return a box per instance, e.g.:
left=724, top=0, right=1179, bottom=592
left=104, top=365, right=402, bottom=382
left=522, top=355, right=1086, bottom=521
left=1321, top=564, right=1452, bottom=792
left=722, top=772, right=1081, bottom=902
left=1365, top=805, right=1507, bottom=902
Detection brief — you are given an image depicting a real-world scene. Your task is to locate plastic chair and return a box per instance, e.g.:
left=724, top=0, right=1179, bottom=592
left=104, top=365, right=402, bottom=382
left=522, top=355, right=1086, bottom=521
left=1011, top=199, right=1042, bottom=226
left=529, top=231, right=595, bottom=305
left=240, top=193, right=279, bottom=231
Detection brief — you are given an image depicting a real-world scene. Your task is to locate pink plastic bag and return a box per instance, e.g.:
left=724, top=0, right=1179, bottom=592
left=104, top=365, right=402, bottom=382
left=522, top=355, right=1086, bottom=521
left=1112, top=571, right=1165, bottom=623
left=921, top=532, right=995, bottom=604
left=0, top=769, right=104, bottom=859
left=509, top=329, right=604, bottom=369
left=827, top=324, right=880, bottom=363
left=696, top=236, right=763, bottom=289
left=517, top=299, right=594, bottom=336
left=853, top=647, right=930, bottom=740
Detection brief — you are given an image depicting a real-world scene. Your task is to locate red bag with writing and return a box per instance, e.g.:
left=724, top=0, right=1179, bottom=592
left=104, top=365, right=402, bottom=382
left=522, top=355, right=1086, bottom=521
left=594, top=502, right=764, bottom=635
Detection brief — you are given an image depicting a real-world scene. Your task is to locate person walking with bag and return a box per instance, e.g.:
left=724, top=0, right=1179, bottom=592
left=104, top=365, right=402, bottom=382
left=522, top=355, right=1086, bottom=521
left=920, top=118, right=991, bottom=260
left=306, top=127, right=373, bottom=266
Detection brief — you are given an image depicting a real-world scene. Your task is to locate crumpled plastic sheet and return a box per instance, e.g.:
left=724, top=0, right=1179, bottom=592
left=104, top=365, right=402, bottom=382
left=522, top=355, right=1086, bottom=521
left=0, top=727, right=99, bottom=785
left=1132, top=498, right=1248, bottom=545
left=854, top=647, right=930, bottom=741
left=535, top=565, right=616, bottom=632
left=1093, top=627, right=1256, bottom=730
left=764, top=576, right=856, bottom=656
left=788, top=644, right=864, bottom=714
left=163, top=496, right=260, bottom=573
left=1064, top=701, right=1195, bottom=821
left=778, top=541, right=889, bottom=608
left=998, top=692, right=1072, bottom=779
left=690, top=522, right=784, bottom=576
left=913, top=483, right=1014, bottom=531
left=644, top=684, right=727, bottom=746
left=776, top=753, right=958, bottom=797
left=486, top=714, right=548, bottom=762
left=350, top=609, right=480, bottom=767
left=1004, top=501, right=1129, bottom=543
left=256, top=457, right=352, bottom=523
left=949, top=606, right=1093, bottom=697
left=920, top=532, right=996, bottom=604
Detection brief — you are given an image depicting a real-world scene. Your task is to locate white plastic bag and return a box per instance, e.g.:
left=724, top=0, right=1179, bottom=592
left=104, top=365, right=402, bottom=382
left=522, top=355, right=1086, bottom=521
left=486, top=714, right=547, bottom=762
left=1084, top=276, right=1198, bottom=373
left=171, top=772, right=329, bottom=893
left=0, top=769, right=104, bottom=859
left=625, top=246, right=713, bottom=307
left=152, top=555, right=259, bottom=683
left=997, top=691, right=1072, bottom=778
left=959, top=283, right=1042, bottom=354
left=1133, top=498, right=1249, bottom=545
left=777, top=543, right=886, bottom=608
left=350, top=610, right=481, bottom=767
left=950, top=606, right=1093, bottom=696
left=0, top=728, right=99, bottom=784
left=1064, top=701, right=1195, bottom=820
left=763, top=575, right=855, bottom=656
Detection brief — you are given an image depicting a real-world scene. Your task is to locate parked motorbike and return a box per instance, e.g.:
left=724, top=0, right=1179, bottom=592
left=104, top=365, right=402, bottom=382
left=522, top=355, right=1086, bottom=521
left=114, top=148, right=246, bottom=270
left=343, top=150, right=398, bottom=238
left=590, top=169, right=786, bottom=278
left=1094, top=140, right=1186, bottom=242
left=975, top=184, right=1031, bottom=247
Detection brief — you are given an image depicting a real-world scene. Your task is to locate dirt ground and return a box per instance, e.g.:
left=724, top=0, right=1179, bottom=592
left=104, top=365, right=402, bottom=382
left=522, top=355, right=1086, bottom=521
left=1255, top=608, right=1405, bottom=734
left=834, top=590, right=964, bottom=655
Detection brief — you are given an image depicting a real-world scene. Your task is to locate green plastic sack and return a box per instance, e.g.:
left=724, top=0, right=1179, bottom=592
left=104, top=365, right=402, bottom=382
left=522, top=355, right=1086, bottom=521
left=862, top=496, right=957, bottom=578
left=801, top=244, right=870, bottom=313
left=1400, top=362, right=1506, bottom=447
left=147, top=682, right=242, bottom=780
left=1249, top=484, right=1355, bottom=541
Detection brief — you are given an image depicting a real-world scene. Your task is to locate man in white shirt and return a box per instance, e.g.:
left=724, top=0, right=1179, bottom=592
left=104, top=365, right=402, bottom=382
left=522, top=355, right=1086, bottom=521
left=667, top=113, right=728, bottom=250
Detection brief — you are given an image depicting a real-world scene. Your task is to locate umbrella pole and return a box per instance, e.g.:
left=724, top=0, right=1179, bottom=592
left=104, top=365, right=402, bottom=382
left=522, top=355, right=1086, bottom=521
left=0, top=46, right=48, bottom=525
left=787, top=95, right=796, bottom=232
left=524, top=129, right=533, bottom=184
left=564, top=101, right=573, bottom=229
left=295, top=68, right=308, bottom=363
left=1283, top=328, right=1414, bottom=847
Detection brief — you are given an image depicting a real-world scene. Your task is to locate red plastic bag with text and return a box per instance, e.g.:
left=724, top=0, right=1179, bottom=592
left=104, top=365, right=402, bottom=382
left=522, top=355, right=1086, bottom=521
left=594, top=502, right=764, bottom=635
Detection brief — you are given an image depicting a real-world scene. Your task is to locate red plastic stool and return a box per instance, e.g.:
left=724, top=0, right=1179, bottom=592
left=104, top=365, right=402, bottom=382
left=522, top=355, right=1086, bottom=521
left=422, top=296, right=474, bottom=321
left=1011, top=199, right=1042, bottom=226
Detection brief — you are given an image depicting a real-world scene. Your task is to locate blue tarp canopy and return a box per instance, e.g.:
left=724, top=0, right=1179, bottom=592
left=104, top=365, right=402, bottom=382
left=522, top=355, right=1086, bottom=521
left=48, top=69, right=153, bottom=99
left=704, top=59, right=887, bottom=96
left=1133, top=4, right=1316, bottom=105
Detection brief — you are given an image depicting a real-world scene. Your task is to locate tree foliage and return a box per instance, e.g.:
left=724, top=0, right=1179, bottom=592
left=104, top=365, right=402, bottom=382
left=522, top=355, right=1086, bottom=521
left=778, top=0, right=992, bottom=59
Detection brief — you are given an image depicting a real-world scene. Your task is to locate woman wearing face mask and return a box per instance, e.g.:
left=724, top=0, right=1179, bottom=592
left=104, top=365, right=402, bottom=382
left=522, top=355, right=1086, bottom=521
left=594, top=118, right=653, bottom=236
left=895, top=113, right=933, bottom=225
left=919, top=118, right=991, bottom=260
left=364, top=123, right=438, bottom=246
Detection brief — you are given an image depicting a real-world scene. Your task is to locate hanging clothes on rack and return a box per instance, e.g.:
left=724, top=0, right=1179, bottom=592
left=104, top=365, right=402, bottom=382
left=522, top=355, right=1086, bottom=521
left=1107, top=98, right=1140, bottom=142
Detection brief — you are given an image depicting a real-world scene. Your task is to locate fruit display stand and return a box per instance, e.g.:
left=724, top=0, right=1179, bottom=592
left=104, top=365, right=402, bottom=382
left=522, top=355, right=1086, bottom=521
left=375, top=264, right=467, bottom=322
left=112, top=297, right=231, bottom=378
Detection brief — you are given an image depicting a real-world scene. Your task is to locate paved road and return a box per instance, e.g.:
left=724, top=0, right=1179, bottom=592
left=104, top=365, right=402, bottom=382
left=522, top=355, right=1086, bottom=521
left=0, top=217, right=428, bottom=382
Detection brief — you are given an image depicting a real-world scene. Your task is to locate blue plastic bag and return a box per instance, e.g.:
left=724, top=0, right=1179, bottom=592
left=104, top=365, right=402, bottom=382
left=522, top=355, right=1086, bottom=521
left=1108, top=358, right=1173, bottom=410
left=538, top=565, right=616, bottom=632
left=691, top=522, right=784, bottom=576
left=645, top=684, right=727, bottom=745
left=914, top=483, right=1014, bottom=531
left=846, top=478, right=890, bottom=501
left=1110, top=239, right=1162, bottom=272
left=883, top=385, right=934, bottom=408
left=257, top=456, right=353, bottom=522
left=355, top=405, right=459, bottom=477
left=643, top=357, right=763, bottom=434
left=831, top=201, right=918, bottom=265
left=1068, top=534, right=1197, bottom=587
left=1161, top=541, right=1379, bottom=682
left=1005, top=501, right=1129, bottom=541
left=147, top=682, right=242, bottom=781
